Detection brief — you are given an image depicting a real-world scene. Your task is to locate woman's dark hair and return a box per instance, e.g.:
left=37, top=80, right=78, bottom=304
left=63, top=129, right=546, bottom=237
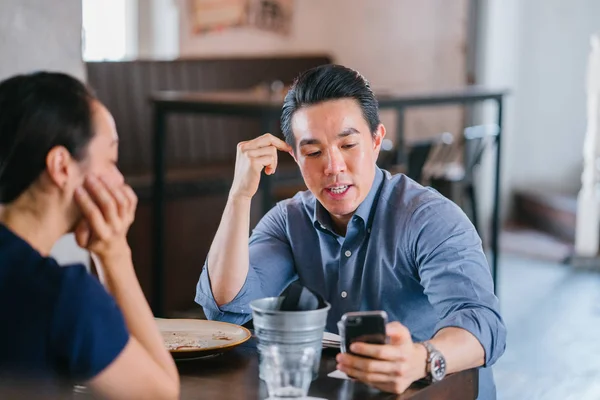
left=0, top=72, right=96, bottom=203
left=280, top=64, right=380, bottom=147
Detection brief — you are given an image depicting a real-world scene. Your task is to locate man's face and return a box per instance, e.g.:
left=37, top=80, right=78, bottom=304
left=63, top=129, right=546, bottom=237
left=291, top=99, right=385, bottom=226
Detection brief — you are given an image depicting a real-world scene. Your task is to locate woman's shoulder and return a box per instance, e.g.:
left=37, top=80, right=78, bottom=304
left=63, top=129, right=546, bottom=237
left=0, top=225, right=90, bottom=290
left=0, top=242, right=100, bottom=318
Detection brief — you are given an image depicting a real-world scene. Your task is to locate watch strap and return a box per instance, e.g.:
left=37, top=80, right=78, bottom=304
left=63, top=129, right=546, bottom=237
left=420, top=341, right=440, bottom=382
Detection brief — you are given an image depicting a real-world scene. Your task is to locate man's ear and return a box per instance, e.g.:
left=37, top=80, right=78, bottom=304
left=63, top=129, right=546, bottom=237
left=289, top=148, right=298, bottom=164
left=372, top=123, right=386, bottom=155
left=45, top=146, right=76, bottom=189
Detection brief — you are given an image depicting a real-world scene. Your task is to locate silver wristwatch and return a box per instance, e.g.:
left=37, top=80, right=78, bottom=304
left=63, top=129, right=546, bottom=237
left=420, top=341, right=447, bottom=383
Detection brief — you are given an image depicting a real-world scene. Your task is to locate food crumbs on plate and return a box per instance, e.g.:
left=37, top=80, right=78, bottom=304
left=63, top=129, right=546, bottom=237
left=162, top=331, right=209, bottom=351
left=212, top=330, right=232, bottom=341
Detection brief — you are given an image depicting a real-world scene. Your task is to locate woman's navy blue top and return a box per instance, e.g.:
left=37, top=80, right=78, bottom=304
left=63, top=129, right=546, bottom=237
left=0, top=224, right=129, bottom=389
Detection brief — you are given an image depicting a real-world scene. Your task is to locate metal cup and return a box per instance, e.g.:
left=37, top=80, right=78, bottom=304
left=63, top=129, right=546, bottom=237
left=250, top=297, right=331, bottom=381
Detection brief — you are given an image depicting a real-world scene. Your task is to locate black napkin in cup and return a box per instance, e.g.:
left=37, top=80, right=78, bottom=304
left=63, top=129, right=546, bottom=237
left=279, top=281, right=327, bottom=311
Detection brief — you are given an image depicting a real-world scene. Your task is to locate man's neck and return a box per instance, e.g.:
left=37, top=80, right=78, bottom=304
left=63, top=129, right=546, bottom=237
left=330, top=214, right=352, bottom=237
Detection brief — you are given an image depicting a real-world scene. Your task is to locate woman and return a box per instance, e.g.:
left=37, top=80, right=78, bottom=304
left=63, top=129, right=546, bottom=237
left=0, top=72, right=179, bottom=399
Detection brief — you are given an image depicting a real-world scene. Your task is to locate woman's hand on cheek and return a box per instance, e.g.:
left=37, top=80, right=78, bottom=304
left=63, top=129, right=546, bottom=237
left=74, top=218, right=91, bottom=248
left=73, top=175, right=137, bottom=260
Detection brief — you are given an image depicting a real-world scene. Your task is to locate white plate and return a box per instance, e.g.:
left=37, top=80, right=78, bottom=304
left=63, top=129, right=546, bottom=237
left=156, top=318, right=252, bottom=360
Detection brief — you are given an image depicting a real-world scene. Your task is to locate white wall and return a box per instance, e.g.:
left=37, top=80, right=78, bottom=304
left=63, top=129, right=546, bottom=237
left=475, top=0, right=600, bottom=235
left=0, top=0, right=85, bottom=79
left=0, top=0, right=89, bottom=267
left=479, top=0, right=600, bottom=205
left=508, top=0, right=600, bottom=195
left=138, top=0, right=179, bottom=59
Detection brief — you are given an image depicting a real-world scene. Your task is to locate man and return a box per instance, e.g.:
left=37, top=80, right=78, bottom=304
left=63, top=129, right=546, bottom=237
left=195, top=64, right=506, bottom=399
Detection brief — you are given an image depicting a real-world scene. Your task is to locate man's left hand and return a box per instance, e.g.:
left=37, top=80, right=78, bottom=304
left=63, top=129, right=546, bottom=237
left=336, top=321, right=428, bottom=394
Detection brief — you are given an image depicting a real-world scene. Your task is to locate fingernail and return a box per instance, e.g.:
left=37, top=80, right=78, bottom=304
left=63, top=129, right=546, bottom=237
left=350, top=344, right=358, bottom=352
left=75, top=187, right=84, bottom=196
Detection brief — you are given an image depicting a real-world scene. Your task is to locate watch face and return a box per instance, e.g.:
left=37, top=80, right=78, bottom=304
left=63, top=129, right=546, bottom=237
left=431, top=353, right=446, bottom=381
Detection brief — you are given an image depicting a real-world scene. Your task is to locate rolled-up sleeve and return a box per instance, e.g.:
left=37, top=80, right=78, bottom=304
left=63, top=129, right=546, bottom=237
left=195, top=201, right=297, bottom=324
left=410, top=198, right=507, bottom=367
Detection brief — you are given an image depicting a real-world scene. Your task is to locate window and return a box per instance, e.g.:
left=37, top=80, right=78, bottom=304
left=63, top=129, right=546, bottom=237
left=82, top=0, right=136, bottom=61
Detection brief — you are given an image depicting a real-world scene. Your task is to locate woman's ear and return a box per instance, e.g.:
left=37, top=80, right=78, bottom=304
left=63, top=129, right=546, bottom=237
left=45, top=146, right=76, bottom=189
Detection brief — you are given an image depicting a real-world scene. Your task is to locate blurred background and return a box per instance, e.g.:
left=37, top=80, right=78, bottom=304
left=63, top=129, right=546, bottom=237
left=2, top=1, right=600, bottom=398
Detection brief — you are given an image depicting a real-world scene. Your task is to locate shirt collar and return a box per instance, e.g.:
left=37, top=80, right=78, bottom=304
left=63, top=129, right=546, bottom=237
left=312, top=167, right=385, bottom=232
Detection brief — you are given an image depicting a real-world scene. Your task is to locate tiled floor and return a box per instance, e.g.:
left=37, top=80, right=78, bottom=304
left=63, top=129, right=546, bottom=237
left=494, top=254, right=600, bottom=400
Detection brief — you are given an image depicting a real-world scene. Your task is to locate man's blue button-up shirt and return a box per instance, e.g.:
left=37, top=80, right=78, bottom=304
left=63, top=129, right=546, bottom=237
left=196, top=167, right=506, bottom=399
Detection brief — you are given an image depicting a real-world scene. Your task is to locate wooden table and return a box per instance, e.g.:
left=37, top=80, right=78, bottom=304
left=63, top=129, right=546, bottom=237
left=149, top=87, right=508, bottom=316
left=176, top=339, right=478, bottom=400
left=8, top=340, right=476, bottom=399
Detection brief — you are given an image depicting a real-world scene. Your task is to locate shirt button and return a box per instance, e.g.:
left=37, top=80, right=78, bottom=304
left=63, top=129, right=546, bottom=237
left=344, top=250, right=352, bottom=257
left=341, top=291, right=348, bottom=298
left=367, top=228, right=371, bottom=233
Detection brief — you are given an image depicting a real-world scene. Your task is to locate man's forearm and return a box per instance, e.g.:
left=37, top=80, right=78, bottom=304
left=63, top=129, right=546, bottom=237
left=207, top=195, right=252, bottom=306
left=429, top=327, right=485, bottom=375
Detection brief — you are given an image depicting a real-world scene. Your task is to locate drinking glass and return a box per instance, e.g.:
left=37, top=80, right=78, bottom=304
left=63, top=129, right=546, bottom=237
left=261, top=345, right=315, bottom=399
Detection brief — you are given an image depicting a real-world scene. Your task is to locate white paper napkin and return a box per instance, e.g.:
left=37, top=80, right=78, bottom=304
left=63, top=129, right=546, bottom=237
left=322, top=332, right=341, bottom=342
left=322, top=332, right=341, bottom=348
left=327, top=369, right=351, bottom=380
left=266, top=397, right=326, bottom=400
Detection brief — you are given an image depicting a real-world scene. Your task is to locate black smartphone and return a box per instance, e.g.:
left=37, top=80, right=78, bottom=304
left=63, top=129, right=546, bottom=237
left=339, top=311, right=388, bottom=355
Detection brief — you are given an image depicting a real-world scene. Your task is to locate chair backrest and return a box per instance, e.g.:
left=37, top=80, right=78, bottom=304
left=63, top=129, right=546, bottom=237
left=383, top=124, right=498, bottom=186
left=407, top=132, right=455, bottom=183
left=462, top=124, right=499, bottom=182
